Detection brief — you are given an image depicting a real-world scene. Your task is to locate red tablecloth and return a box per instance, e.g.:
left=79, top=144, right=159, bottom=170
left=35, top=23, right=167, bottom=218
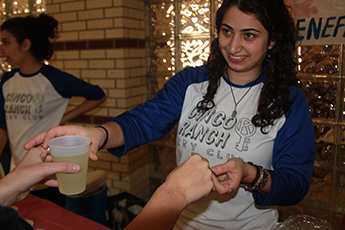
left=12, top=194, right=111, bottom=230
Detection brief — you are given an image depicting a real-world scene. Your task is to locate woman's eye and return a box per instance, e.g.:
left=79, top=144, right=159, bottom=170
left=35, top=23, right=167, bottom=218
left=245, top=33, right=255, bottom=39
left=222, top=28, right=231, bottom=35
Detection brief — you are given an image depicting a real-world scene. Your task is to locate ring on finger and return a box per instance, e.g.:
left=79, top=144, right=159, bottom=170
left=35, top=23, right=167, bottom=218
left=227, top=183, right=233, bottom=193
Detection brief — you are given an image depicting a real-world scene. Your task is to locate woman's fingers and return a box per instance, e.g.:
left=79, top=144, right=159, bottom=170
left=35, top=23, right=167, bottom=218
left=24, top=132, right=47, bottom=150
left=212, top=174, right=234, bottom=194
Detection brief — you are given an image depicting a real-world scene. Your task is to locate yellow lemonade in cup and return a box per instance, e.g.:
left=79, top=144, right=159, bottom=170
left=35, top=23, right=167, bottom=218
left=48, top=136, right=91, bottom=195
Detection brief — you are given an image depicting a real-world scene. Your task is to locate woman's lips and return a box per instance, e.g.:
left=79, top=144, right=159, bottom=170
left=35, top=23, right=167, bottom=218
left=229, top=54, right=246, bottom=63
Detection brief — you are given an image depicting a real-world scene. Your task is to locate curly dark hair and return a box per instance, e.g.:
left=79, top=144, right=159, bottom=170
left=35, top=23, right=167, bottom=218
left=1, top=13, right=59, bottom=61
left=197, top=0, right=299, bottom=133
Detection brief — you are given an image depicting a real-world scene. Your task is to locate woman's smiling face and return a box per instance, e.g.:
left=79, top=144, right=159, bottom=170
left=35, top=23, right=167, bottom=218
left=218, top=6, right=275, bottom=84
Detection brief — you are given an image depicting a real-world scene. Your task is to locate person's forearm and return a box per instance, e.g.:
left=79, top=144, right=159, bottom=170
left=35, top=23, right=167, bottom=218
left=95, top=122, right=125, bottom=149
left=125, top=183, right=186, bottom=230
left=0, top=174, right=21, bottom=206
left=125, top=154, right=213, bottom=229
left=61, top=98, right=106, bottom=124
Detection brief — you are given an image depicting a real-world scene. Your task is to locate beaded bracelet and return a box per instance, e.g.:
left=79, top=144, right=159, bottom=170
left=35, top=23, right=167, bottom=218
left=240, top=162, right=262, bottom=190
left=253, top=170, right=268, bottom=191
left=95, top=125, right=108, bottom=150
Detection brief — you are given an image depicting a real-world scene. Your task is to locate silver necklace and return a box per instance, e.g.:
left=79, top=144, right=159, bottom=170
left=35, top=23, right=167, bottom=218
left=229, top=83, right=254, bottom=118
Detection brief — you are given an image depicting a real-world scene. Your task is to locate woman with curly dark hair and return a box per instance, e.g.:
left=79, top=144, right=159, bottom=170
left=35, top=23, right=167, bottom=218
left=199, top=0, right=300, bottom=133
left=26, top=0, right=315, bottom=229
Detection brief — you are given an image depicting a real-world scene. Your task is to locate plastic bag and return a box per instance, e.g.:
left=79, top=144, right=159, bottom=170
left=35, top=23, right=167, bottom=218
left=273, top=215, right=333, bottom=230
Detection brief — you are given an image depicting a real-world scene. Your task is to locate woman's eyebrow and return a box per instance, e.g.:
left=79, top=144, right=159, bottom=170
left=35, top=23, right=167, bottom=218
left=221, top=23, right=261, bottom=33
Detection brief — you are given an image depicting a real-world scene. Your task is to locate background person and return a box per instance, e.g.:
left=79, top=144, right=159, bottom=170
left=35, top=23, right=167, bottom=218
left=0, top=13, right=106, bottom=206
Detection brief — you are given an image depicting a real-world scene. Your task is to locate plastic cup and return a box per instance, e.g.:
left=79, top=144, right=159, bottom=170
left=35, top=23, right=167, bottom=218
left=48, top=135, right=91, bottom=195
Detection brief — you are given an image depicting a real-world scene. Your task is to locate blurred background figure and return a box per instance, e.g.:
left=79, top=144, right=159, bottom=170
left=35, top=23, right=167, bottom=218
left=0, top=13, right=106, bottom=206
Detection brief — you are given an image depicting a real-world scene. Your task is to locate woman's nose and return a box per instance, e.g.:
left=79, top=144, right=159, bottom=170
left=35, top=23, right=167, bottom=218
left=229, top=35, right=242, bottom=54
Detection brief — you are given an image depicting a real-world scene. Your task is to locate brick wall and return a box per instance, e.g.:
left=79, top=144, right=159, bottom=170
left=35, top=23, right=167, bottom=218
left=45, top=0, right=150, bottom=200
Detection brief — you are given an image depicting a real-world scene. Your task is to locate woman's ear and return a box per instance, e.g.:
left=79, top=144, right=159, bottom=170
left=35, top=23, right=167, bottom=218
left=21, top=38, right=31, bottom=51
left=268, top=40, right=276, bottom=50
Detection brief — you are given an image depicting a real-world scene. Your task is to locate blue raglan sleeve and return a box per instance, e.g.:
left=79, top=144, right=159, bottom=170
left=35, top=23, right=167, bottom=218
left=253, top=87, right=315, bottom=206
left=43, top=65, right=105, bottom=100
left=107, top=66, right=207, bottom=157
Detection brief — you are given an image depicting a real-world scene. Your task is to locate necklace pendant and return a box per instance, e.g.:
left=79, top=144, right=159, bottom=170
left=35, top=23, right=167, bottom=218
left=231, top=110, right=237, bottom=118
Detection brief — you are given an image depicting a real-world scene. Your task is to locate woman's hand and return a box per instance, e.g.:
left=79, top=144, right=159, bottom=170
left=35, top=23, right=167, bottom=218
left=164, top=154, right=214, bottom=206
left=24, top=125, right=105, bottom=161
left=24, top=122, right=124, bottom=161
left=211, top=158, right=251, bottom=194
